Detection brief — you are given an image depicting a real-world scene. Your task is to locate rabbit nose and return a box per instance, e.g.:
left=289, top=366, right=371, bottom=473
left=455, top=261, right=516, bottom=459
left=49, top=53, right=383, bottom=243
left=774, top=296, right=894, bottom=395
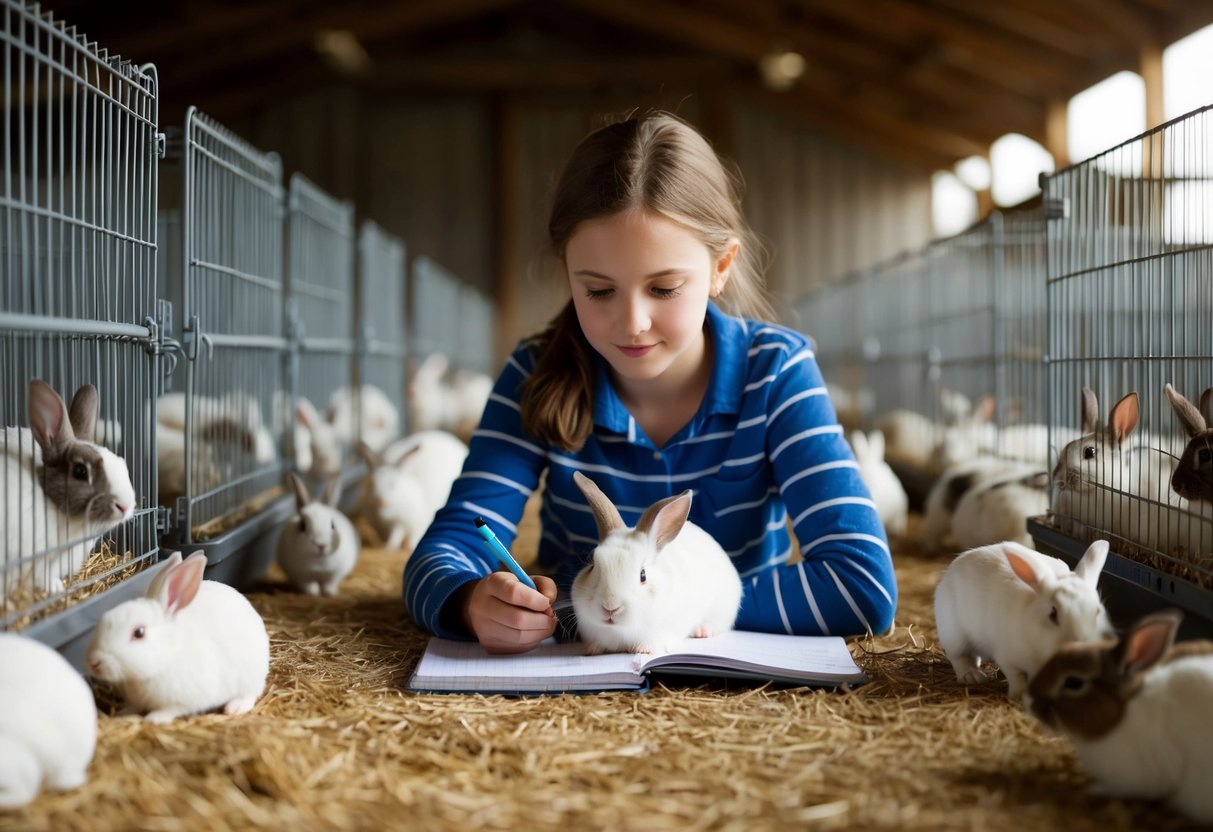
left=114, top=501, right=128, bottom=515
left=601, top=604, right=621, bottom=619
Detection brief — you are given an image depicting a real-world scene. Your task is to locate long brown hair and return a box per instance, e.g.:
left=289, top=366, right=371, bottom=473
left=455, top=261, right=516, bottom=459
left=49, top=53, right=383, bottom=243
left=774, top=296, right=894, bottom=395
left=520, top=112, right=772, bottom=451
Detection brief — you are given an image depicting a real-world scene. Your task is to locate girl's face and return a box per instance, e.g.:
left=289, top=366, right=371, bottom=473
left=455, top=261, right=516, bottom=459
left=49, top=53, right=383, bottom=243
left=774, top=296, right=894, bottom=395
left=565, top=209, right=735, bottom=392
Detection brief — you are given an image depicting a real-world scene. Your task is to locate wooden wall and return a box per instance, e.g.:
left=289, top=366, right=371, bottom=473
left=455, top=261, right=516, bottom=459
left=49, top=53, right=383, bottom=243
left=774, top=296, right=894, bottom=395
left=228, top=88, right=933, bottom=361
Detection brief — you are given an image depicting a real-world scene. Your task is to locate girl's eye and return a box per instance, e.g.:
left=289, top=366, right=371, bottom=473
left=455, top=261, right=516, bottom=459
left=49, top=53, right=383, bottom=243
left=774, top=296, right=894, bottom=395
left=651, top=286, right=680, bottom=299
left=584, top=288, right=612, bottom=300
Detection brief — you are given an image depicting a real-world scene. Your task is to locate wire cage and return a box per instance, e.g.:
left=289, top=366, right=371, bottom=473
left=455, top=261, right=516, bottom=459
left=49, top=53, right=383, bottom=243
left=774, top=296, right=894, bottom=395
left=171, top=107, right=292, bottom=583
left=1029, top=103, right=1213, bottom=629
left=410, top=255, right=463, bottom=366
left=285, top=171, right=358, bottom=488
left=355, top=220, right=406, bottom=448
left=1, top=1, right=162, bottom=654
left=457, top=283, right=496, bottom=377
left=789, top=272, right=867, bottom=434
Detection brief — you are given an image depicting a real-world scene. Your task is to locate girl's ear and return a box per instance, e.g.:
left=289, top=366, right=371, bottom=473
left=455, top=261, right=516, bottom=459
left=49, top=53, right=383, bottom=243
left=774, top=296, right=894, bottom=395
left=712, top=239, right=740, bottom=297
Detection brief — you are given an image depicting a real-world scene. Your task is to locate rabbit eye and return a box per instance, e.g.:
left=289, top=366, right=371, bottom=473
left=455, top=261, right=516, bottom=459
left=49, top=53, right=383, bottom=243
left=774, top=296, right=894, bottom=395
left=298, top=519, right=307, bottom=532
left=131, top=626, right=146, bottom=640
left=331, top=520, right=335, bottom=531
left=1082, top=446, right=1096, bottom=460
left=639, top=568, right=647, bottom=584
left=72, top=462, right=89, bottom=481
left=1061, top=675, right=1088, bottom=694
left=1048, top=606, right=1059, bottom=625
left=1199, top=449, right=1211, bottom=464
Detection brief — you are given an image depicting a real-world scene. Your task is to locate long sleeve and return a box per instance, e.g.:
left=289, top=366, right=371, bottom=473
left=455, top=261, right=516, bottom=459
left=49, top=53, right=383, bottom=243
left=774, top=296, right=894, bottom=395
left=402, top=346, right=549, bottom=638
left=732, top=336, right=897, bottom=637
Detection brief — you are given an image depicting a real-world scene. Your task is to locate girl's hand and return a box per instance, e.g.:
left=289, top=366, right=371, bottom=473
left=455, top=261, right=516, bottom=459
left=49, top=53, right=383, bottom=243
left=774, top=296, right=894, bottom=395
left=458, top=572, right=558, bottom=654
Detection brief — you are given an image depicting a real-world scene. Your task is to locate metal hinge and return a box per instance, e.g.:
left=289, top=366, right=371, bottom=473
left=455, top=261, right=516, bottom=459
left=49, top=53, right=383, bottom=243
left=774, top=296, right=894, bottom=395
left=1044, top=197, right=1070, bottom=220
left=155, top=505, right=173, bottom=536
left=156, top=132, right=167, bottom=160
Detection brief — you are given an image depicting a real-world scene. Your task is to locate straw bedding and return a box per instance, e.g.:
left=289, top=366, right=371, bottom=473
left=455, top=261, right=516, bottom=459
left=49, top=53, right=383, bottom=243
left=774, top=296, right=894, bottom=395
left=3, top=511, right=1204, bottom=832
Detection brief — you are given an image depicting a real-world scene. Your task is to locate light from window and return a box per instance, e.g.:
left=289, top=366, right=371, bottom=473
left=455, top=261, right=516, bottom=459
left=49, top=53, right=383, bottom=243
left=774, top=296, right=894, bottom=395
left=932, top=171, right=977, bottom=238
left=954, top=156, right=991, bottom=191
left=1164, top=22, right=1213, bottom=119
left=1067, top=71, right=1145, bottom=165
left=990, top=134, right=1055, bottom=207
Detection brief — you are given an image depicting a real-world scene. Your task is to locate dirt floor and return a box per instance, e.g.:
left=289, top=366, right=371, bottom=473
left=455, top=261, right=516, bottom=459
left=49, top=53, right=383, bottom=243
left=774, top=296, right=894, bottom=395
left=3, top=509, right=1206, bottom=832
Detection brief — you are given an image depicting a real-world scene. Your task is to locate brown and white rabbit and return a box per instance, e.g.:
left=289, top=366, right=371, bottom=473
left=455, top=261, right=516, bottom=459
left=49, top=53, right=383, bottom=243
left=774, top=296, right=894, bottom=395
left=570, top=471, right=743, bottom=655
left=3, top=380, right=136, bottom=597
left=1164, top=384, right=1213, bottom=504
left=934, top=539, right=1112, bottom=700
left=1025, top=610, right=1213, bottom=824
left=85, top=551, right=270, bottom=724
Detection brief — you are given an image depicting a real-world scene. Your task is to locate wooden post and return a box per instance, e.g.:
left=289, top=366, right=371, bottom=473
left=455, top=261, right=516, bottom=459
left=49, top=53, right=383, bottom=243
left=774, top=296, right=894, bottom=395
left=493, top=95, right=523, bottom=366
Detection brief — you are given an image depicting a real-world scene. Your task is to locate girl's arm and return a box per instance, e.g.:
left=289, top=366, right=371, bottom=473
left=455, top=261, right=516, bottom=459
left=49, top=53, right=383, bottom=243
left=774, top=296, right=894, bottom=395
left=402, top=347, right=553, bottom=643
left=737, top=342, right=897, bottom=637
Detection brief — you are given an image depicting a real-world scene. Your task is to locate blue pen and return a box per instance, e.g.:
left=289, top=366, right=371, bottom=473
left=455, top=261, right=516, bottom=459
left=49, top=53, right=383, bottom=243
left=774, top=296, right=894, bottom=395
left=474, top=516, right=538, bottom=591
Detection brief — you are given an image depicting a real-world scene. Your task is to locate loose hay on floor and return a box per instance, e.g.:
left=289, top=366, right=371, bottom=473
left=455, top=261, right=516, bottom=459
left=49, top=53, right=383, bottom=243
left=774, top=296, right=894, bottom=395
left=4, top=511, right=1204, bottom=832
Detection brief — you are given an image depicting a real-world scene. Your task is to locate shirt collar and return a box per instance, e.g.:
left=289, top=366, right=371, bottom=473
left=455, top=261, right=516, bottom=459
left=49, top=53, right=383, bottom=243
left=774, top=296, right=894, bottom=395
left=591, top=301, right=747, bottom=434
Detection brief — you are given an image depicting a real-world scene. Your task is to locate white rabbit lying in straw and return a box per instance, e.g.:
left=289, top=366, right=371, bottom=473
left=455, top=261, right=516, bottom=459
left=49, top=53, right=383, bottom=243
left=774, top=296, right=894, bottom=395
left=86, top=551, right=270, bottom=724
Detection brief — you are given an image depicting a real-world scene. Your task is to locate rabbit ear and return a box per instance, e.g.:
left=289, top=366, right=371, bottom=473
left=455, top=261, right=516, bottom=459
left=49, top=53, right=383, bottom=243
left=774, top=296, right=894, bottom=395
left=28, top=379, right=75, bottom=454
left=394, top=444, right=421, bottom=469
left=1073, top=539, right=1109, bottom=586
left=1200, top=389, right=1213, bottom=425
left=296, top=397, right=321, bottom=429
left=1081, top=388, right=1100, bottom=434
left=1108, top=392, right=1140, bottom=445
left=1165, top=383, right=1206, bottom=437
left=156, top=551, right=206, bottom=616
left=868, top=430, right=885, bottom=460
left=1003, top=545, right=1042, bottom=590
left=635, top=490, right=692, bottom=552
left=68, top=384, right=99, bottom=442
left=321, top=474, right=341, bottom=507
left=145, top=551, right=184, bottom=600
left=973, top=395, right=997, bottom=424
left=572, top=471, right=625, bottom=539
left=287, top=471, right=311, bottom=507
left=849, top=431, right=868, bottom=459
left=1116, top=610, right=1181, bottom=679
left=355, top=440, right=382, bottom=468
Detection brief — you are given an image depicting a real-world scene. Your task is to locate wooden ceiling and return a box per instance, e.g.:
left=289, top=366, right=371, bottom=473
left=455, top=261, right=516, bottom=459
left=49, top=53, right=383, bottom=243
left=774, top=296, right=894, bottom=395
left=45, top=0, right=1213, bottom=171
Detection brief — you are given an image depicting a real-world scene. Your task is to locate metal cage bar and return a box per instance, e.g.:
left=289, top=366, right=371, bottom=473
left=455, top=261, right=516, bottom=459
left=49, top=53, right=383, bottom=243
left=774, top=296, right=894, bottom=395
left=356, top=219, right=406, bottom=446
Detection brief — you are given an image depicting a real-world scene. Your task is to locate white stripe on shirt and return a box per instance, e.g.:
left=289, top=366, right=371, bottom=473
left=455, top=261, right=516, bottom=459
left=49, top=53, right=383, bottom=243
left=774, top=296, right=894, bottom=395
left=792, top=496, right=877, bottom=527
left=823, top=561, right=873, bottom=635
left=796, top=562, right=830, bottom=634
left=770, top=424, right=842, bottom=462
left=769, top=386, right=828, bottom=425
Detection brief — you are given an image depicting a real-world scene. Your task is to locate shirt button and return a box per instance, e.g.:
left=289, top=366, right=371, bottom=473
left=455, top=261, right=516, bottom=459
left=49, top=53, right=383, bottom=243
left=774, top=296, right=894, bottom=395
left=653, top=451, right=662, bottom=461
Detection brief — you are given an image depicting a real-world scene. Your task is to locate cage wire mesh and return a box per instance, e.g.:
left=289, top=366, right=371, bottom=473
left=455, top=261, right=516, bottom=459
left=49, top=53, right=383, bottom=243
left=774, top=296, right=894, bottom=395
left=285, top=171, right=357, bottom=483
left=1043, top=103, right=1213, bottom=591
left=410, top=255, right=463, bottom=367
left=355, top=220, right=405, bottom=449
left=1, top=1, right=160, bottom=629
left=790, top=273, right=867, bottom=434
left=176, top=107, right=288, bottom=546
left=458, top=284, right=495, bottom=377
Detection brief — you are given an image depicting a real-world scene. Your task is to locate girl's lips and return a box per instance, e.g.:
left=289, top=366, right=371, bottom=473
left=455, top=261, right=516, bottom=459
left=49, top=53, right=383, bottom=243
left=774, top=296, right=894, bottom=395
left=617, top=344, right=655, bottom=358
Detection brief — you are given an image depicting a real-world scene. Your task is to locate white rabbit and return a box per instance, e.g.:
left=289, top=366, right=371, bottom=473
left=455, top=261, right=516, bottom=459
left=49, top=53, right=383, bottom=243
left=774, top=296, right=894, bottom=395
left=155, top=391, right=265, bottom=506
left=276, top=472, right=359, bottom=596
left=930, top=393, right=999, bottom=472
left=1026, top=610, right=1213, bottom=823
left=1052, top=388, right=1209, bottom=556
left=355, top=430, right=468, bottom=551
left=849, top=430, right=908, bottom=537
left=0, top=634, right=97, bottom=809
left=449, top=368, right=493, bottom=438
left=570, top=471, right=743, bottom=655
left=85, top=551, right=270, bottom=724
left=873, top=408, right=941, bottom=471
left=293, top=396, right=342, bottom=478
left=406, top=353, right=461, bottom=434
left=933, top=539, right=1112, bottom=700
left=3, top=380, right=136, bottom=598
left=327, top=384, right=399, bottom=453
left=950, top=467, right=1050, bottom=551
left=920, top=457, right=1031, bottom=552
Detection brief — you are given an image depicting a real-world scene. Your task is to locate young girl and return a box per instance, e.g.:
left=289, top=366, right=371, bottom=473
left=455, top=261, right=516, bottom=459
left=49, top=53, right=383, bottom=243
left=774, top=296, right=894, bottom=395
left=404, top=112, right=897, bottom=653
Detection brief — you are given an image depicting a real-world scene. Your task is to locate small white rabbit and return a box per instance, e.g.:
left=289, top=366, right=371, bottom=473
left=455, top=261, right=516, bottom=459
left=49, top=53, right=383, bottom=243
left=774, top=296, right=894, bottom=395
left=569, top=471, right=743, bottom=655
left=355, top=430, right=468, bottom=551
left=294, top=396, right=342, bottom=478
left=1026, top=610, right=1213, bottom=823
left=85, top=551, right=270, bottom=724
left=327, top=384, right=399, bottom=453
left=931, top=392, right=999, bottom=472
left=873, top=408, right=941, bottom=471
left=0, top=634, right=97, bottom=809
left=449, top=368, right=493, bottom=439
left=950, top=467, right=1050, bottom=551
left=933, top=539, right=1112, bottom=700
left=3, top=380, right=136, bottom=598
left=275, top=472, right=359, bottom=596
left=406, top=353, right=461, bottom=435
left=920, top=457, right=1031, bottom=552
left=849, top=430, right=908, bottom=537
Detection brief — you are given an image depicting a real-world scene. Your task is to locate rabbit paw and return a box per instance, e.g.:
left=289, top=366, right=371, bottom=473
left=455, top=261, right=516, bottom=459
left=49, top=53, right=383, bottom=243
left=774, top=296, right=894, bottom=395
left=223, top=695, right=258, bottom=716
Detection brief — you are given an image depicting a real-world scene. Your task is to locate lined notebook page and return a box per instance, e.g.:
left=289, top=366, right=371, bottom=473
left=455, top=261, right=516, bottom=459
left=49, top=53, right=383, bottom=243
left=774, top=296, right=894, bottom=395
left=640, top=630, right=863, bottom=681
left=410, top=638, right=646, bottom=692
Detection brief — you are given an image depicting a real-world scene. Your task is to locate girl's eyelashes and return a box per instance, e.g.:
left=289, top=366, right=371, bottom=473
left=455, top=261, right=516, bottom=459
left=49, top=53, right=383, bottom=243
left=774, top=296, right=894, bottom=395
left=585, top=287, right=613, bottom=299
left=583, top=286, right=683, bottom=300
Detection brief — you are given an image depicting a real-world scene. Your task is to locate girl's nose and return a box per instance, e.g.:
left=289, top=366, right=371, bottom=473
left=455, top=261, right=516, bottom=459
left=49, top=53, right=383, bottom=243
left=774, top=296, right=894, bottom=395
left=623, top=296, right=651, bottom=336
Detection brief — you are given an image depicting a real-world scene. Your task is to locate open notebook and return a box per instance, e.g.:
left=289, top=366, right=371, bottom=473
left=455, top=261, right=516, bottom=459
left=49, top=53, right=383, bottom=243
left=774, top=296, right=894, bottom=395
left=406, top=630, right=867, bottom=694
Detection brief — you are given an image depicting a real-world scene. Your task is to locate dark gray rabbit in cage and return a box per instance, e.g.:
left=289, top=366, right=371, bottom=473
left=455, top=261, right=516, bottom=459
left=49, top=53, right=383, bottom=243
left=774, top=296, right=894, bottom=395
left=3, top=380, right=136, bottom=597
left=1165, top=384, right=1213, bottom=505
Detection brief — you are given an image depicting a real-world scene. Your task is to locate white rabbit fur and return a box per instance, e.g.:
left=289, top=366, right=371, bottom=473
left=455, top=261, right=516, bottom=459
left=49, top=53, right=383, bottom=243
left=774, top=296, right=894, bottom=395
left=276, top=472, right=359, bottom=596
left=920, top=457, right=1031, bottom=552
left=873, top=408, right=941, bottom=470
left=933, top=539, right=1112, bottom=700
left=1052, top=389, right=1211, bottom=556
left=951, top=467, right=1049, bottom=551
left=155, top=392, right=268, bottom=505
left=327, top=384, right=399, bottom=453
left=406, top=353, right=461, bottom=435
left=3, top=381, right=135, bottom=598
left=356, top=430, right=468, bottom=551
left=85, top=551, right=270, bottom=724
left=0, top=634, right=97, bottom=808
left=275, top=393, right=341, bottom=478
left=930, top=393, right=999, bottom=471
left=849, top=430, right=908, bottom=537
left=570, top=471, right=743, bottom=655
left=1025, top=611, right=1213, bottom=823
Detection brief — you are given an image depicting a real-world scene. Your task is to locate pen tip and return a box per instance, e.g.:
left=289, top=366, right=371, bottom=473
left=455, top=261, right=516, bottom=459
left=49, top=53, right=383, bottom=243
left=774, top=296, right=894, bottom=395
left=474, top=517, right=486, bottom=527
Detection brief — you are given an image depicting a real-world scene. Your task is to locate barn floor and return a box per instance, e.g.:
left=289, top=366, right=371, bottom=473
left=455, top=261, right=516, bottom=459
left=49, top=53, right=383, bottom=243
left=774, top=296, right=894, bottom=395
left=3, top=509, right=1203, bottom=832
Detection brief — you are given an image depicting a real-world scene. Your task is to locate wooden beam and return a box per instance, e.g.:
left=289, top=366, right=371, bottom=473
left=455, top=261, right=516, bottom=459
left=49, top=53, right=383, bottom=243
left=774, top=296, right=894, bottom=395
left=369, top=54, right=734, bottom=91
left=1140, top=42, right=1165, bottom=130
left=1044, top=98, right=1069, bottom=169
left=493, top=95, right=522, bottom=367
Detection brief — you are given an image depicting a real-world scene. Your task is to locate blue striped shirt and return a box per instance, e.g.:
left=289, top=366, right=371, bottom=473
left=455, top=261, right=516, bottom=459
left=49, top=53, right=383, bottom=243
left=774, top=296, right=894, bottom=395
left=403, top=302, right=897, bottom=639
